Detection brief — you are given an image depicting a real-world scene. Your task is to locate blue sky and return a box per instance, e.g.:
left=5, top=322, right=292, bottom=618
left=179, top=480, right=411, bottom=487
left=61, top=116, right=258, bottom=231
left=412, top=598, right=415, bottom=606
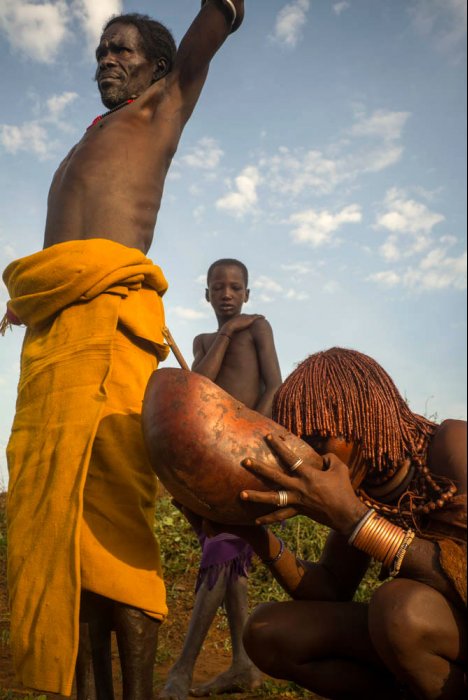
left=0, top=0, right=466, bottom=485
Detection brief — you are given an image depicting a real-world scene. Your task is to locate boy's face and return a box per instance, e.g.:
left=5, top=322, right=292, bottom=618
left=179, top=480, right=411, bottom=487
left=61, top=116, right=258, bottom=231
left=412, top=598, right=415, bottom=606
left=206, top=265, right=249, bottom=318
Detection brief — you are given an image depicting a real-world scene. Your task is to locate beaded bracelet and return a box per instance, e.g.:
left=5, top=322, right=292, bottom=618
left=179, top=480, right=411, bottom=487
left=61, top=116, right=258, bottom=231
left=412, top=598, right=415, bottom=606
left=389, top=529, right=415, bottom=577
left=218, top=331, right=232, bottom=341
left=262, top=537, right=285, bottom=565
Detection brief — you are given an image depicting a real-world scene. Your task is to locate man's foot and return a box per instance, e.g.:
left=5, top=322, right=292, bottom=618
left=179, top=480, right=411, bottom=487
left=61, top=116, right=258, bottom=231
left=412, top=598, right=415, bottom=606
left=158, top=669, right=192, bottom=700
left=190, top=666, right=263, bottom=697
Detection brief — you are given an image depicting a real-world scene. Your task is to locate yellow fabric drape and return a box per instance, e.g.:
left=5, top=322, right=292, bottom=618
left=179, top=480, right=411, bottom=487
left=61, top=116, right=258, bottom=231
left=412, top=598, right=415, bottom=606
left=3, top=239, right=170, bottom=696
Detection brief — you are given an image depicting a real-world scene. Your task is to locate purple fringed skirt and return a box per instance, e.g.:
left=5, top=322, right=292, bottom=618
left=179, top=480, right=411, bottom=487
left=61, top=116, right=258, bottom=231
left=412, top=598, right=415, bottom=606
left=195, top=531, right=254, bottom=593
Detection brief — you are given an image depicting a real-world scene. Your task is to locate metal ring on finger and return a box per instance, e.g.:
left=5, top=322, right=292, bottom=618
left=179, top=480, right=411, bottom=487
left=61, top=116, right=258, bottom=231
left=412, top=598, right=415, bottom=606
left=277, top=490, right=288, bottom=507
left=290, top=457, right=304, bottom=472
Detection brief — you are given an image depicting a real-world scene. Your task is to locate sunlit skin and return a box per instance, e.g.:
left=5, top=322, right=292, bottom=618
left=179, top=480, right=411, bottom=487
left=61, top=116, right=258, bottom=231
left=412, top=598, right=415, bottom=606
left=43, top=2, right=245, bottom=254
left=160, top=263, right=282, bottom=699
left=42, top=4, right=247, bottom=700
left=204, top=419, right=466, bottom=700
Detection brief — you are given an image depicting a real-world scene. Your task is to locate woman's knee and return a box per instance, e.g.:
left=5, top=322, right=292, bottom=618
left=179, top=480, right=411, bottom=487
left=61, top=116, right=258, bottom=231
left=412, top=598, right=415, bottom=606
left=369, top=579, right=448, bottom=665
left=243, top=602, right=285, bottom=676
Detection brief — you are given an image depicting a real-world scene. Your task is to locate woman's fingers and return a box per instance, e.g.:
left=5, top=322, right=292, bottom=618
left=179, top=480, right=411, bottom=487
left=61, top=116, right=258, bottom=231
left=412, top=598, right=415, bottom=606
left=254, top=506, right=298, bottom=525
left=265, top=433, right=323, bottom=471
left=242, top=457, right=292, bottom=487
left=265, top=433, right=302, bottom=467
left=241, top=488, right=288, bottom=505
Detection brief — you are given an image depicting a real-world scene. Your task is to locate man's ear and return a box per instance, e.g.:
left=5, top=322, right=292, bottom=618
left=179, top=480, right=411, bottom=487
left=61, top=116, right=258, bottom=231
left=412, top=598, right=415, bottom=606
left=245, top=289, right=250, bottom=303
left=205, top=288, right=210, bottom=303
left=153, top=57, right=169, bottom=81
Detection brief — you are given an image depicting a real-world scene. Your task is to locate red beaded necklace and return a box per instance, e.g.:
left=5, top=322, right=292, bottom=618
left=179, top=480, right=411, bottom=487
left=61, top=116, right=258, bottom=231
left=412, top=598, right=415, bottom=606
left=87, top=99, right=134, bottom=130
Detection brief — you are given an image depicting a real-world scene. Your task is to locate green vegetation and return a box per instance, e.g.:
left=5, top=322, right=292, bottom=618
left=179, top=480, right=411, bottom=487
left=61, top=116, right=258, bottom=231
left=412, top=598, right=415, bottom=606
left=155, top=494, right=381, bottom=609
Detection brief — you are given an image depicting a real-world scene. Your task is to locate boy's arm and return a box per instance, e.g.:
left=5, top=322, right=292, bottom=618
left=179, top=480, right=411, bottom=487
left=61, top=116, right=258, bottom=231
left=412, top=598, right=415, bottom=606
left=192, top=314, right=264, bottom=380
left=164, top=0, right=245, bottom=124
left=251, top=319, right=282, bottom=418
left=192, top=332, right=231, bottom=380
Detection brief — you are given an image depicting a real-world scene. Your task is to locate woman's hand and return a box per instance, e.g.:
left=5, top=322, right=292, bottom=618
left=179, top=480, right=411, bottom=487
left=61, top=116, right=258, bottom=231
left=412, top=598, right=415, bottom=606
left=241, top=434, right=368, bottom=536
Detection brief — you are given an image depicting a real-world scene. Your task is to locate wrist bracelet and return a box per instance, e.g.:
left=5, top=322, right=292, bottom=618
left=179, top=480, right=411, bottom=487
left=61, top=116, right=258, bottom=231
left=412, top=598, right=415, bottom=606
left=201, top=0, right=237, bottom=31
left=262, top=537, right=285, bottom=565
left=350, top=510, right=414, bottom=578
left=348, top=509, right=375, bottom=545
left=218, top=331, right=232, bottom=340
left=389, top=530, right=415, bottom=577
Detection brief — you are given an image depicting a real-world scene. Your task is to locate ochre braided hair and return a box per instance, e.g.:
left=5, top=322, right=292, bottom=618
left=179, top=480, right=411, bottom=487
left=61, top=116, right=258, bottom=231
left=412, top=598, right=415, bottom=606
left=273, top=347, right=437, bottom=478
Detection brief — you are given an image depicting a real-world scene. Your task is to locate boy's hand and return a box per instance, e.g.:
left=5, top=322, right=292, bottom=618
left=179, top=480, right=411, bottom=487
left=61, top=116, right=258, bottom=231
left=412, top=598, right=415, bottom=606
left=221, top=313, right=264, bottom=336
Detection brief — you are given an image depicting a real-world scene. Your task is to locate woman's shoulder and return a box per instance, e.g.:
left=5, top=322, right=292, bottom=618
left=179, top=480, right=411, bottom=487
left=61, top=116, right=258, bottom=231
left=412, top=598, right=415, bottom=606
left=428, top=419, right=466, bottom=490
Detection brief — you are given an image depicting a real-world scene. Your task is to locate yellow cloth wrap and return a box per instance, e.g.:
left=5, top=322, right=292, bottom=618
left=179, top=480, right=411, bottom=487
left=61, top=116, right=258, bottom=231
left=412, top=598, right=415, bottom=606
left=3, top=239, right=170, bottom=696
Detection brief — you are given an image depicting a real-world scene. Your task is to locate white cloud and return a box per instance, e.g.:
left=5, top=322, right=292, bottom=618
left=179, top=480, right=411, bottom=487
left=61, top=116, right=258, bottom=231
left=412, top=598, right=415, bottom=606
left=368, top=270, right=401, bottom=287
left=380, top=235, right=401, bottom=262
left=258, top=109, right=409, bottom=199
left=0, top=1, right=121, bottom=63
left=323, top=280, right=341, bottom=294
left=46, top=91, right=79, bottom=119
left=272, top=0, right=310, bottom=48
left=181, top=137, right=224, bottom=171
left=281, top=262, right=314, bottom=275
left=0, top=90, right=78, bottom=159
left=0, top=0, right=69, bottom=63
left=263, top=147, right=341, bottom=196
left=409, top=0, right=467, bottom=55
left=170, top=306, right=208, bottom=321
left=376, top=188, right=445, bottom=237
left=333, top=2, right=350, bottom=16
left=216, top=166, right=261, bottom=217
left=72, top=0, right=122, bottom=49
left=350, top=109, right=410, bottom=142
left=285, top=288, right=310, bottom=300
left=253, top=276, right=283, bottom=294
left=369, top=249, right=466, bottom=292
left=0, top=122, right=51, bottom=159
left=289, top=204, right=362, bottom=247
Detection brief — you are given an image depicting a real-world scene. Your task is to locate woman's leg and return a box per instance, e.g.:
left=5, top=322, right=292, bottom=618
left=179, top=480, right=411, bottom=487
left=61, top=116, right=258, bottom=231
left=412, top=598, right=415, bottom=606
left=243, top=599, right=402, bottom=700
left=369, top=578, right=467, bottom=700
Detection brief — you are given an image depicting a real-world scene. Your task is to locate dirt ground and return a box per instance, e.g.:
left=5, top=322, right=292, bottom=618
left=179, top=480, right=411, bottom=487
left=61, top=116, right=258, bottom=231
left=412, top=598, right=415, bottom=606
left=0, top=493, right=321, bottom=700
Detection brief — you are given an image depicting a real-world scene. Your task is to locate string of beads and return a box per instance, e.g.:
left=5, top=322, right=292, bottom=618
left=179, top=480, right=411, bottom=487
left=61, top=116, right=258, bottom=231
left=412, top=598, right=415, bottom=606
left=87, top=99, right=135, bottom=130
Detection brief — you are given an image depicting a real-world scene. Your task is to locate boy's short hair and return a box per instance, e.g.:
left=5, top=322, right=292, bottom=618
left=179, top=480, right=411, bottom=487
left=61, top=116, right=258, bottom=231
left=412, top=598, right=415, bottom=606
left=207, top=259, right=249, bottom=287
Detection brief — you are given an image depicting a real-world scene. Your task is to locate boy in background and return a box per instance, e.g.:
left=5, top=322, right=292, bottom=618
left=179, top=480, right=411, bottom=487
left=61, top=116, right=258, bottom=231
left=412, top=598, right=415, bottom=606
left=160, top=258, right=282, bottom=699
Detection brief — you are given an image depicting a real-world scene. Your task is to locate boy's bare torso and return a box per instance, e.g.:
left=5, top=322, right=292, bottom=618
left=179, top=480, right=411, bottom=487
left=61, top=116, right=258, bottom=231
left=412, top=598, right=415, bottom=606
left=198, top=328, right=263, bottom=409
left=43, top=84, right=178, bottom=254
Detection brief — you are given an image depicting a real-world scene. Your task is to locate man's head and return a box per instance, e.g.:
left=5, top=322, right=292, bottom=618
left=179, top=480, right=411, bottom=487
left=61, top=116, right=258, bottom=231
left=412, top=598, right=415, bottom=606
left=273, top=347, right=437, bottom=481
left=96, top=13, right=177, bottom=109
left=206, top=259, right=250, bottom=320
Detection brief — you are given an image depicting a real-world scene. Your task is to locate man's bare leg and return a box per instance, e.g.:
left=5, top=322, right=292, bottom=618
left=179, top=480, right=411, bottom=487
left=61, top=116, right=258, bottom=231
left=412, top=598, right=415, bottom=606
left=113, top=604, right=160, bottom=700
left=76, top=592, right=114, bottom=700
left=76, top=623, right=98, bottom=700
left=190, top=576, right=262, bottom=696
left=158, top=574, right=228, bottom=700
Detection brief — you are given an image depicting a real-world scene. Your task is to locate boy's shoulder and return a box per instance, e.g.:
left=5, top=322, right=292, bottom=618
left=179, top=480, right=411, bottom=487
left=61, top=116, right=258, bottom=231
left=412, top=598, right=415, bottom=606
left=193, top=330, right=217, bottom=348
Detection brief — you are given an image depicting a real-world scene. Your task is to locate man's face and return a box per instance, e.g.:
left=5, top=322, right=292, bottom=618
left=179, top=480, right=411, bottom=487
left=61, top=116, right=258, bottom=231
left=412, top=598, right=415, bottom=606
left=206, top=265, right=249, bottom=319
left=95, top=23, right=156, bottom=109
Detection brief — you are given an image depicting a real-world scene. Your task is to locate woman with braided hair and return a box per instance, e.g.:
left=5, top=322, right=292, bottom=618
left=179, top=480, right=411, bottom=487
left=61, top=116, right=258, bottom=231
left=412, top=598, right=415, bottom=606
left=210, top=347, right=466, bottom=700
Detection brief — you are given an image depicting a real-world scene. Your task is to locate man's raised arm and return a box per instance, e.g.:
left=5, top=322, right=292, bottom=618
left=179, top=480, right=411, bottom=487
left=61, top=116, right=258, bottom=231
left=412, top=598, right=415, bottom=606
left=168, top=0, right=245, bottom=122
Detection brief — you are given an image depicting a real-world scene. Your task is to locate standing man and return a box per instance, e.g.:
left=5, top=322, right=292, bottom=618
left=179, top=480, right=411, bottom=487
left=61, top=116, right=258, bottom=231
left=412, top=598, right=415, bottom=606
left=1, top=3, right=245, bottom=698
left=160, top=258, right=282, bottom=699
